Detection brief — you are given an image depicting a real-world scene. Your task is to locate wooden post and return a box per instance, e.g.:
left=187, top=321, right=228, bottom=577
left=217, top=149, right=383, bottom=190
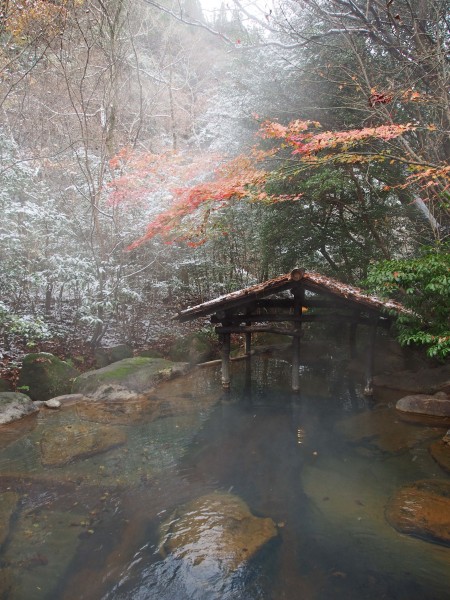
left=364, top=321, right=378, bottom=395
left=291, top=285, right=304, bottom=392
left=220, top=332, right=231, bottom=389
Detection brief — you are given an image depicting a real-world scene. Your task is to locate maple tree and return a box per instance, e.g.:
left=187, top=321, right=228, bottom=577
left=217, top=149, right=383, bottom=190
left=124, top=114, right=448, bottom=249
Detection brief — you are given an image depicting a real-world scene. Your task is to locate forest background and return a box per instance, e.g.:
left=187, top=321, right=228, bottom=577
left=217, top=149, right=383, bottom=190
left=0, top=0, right=449, bottom=378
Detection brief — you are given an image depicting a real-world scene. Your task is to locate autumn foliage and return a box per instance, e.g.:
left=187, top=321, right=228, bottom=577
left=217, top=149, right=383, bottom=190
left=110, top=115, right=447, bottom=250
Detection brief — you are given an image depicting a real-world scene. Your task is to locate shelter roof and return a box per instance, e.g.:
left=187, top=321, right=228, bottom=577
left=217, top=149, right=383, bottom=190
left=174, top=268, right=407, bottom=322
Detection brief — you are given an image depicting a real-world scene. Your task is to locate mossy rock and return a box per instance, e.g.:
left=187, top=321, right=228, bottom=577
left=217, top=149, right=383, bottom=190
left=137, top=348, right=164, bottom=359
left=169, top=332, right=218, bottom=365
left=72, top=357, right=189, bottom=396
left=0, top=378, right=12, bottom=392
left=17, top=353, right=79, bottom=402
left=94, top=344, right=133, bottom=368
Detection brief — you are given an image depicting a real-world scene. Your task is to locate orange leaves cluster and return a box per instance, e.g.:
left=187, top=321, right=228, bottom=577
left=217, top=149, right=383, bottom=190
left=126, top=153, right=269, bottom=250
left=107, top=149, right=221, bottom=207
left=5, top=0, right=81, bottom=39
left=406, top=165, right=450, bottom=191
left=262, top=120, right=416, bottom=157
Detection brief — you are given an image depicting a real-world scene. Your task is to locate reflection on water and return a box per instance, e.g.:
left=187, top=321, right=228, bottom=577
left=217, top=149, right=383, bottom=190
left=1, top=357, right=450, bottom=600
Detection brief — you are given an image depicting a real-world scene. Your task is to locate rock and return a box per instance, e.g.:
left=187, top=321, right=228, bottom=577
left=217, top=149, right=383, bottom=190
left=43, top=398, right=61, bottom=409
left=44, top=393, right=87, bottom=406
left=0, top=378, right=12, bottom=392
left=168, top=331, right=217, bottom=365
left=0, top=491, right=20, bottom=545
left=396, top=393, right=450, bottom=425
left=429, top=431, right=450, bottom=473
left=334, top=407, right=442, bottom=454
left=76, top=390, right=160, bottom=425
left=17, top=352, right=79, bottom=401
left=0, top=567, right=14, bottom=599
left=385, top=479, right=450, bottom=546
left=159, top=492, right=278, bottom=574
left=0, top=392, right=39, bottom=425
left=72, top=357, right=189, bottom=396
left=94, top=344, right=133, bottom=368
left=374, top=363, right=450, bottom=395
left=137, top=348, right=164, bottom=359
left=40, top=422, right=127, bottom=467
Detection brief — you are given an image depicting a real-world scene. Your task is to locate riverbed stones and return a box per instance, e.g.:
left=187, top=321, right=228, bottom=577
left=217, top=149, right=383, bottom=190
left=159, top=492, right=278, bottom=573
left=334, top=407, right=442, bottom=454
left=0, top=491, right=19, bottom=545
left=72, top=357, right=189, bottom=396
left=40, top=422, right=127, bottom=467
left=18, top=352, right=79, bottom=401
left=385, top=479, right=450, bottom=546
left=395, top=393, right=450, bottom=426
left=0, top=392, right=39, bottom=425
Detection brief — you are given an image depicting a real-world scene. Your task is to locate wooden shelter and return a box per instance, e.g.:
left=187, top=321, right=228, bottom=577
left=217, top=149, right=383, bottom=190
left=174, top=268, right=408, bottom=394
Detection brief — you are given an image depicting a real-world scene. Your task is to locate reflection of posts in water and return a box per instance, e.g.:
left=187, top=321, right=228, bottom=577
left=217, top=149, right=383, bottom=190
left=364, top=320, right=378, bottom=395
left=291, top=286, right=304, bottom=392
left=220, top=333, right=231, bottom=389
left=349, top=321, right=357, bottom=359
left=244, top=353, right=252, bottom=396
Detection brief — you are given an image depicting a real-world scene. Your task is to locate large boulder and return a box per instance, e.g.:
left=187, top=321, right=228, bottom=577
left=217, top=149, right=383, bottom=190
left=72, top=357, right=188, bottom=396
left=40, top=422, right=127, bottom=467
left=396, top=392, right=450, bottom=425
left=18, top=352, right=79, bottom=401
left=385, top=480, right=450, bottom=546
left=94, top=343, right=133, bottom=368
left=168, top=331, right=217, bottom=365
left=0, top=378, right=12, bottom=392
left=159, top=492, right=278, bottom=574
left=76, top=387, right=161, bottom=425
left=374, top=363, right=450, bottom=395
left=0, top=392, right=39, bottom=425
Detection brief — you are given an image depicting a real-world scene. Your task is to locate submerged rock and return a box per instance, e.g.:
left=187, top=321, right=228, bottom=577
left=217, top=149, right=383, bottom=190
left=40, top=422, right=127, bottom=467
left=0, top=392, right=39, bottom=425
left=429, top=430, right=450, bottom=473
left=385, top=480, right=450, bottom=546
left=396, top=393, right=450, bottom=425
left=0, top=491, right=20, bottom=545
left=334, top=407, right=441, bottom=455
left=18, top=353, right=79, bottom=401
left=159, top=492, right=278, bottom=574
left=72, top=357, right=189, bottom=396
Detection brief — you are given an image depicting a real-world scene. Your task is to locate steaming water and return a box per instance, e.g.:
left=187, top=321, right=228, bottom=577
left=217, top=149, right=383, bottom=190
left=1, top=356, right=450, bottom=599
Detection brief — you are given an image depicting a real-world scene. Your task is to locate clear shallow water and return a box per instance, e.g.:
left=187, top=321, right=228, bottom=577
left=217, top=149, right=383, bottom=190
left=1, top=356, right=450, bottom=599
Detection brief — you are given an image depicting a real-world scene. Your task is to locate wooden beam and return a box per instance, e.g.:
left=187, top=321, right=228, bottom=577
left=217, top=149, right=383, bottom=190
left=215, top=326, right=302, bottom=337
